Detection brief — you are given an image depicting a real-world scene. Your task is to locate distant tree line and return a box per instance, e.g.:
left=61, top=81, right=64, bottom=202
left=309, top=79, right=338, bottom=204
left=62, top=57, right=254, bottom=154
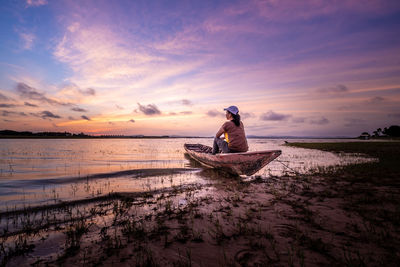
left=0, top=130, right=176, bottom=139
left=361, top=125, right=400, bottom=138
left=0, top=130, right=90, bottom=137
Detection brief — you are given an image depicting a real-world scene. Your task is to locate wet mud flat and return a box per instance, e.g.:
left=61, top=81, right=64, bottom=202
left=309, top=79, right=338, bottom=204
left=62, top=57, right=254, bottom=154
left=1, top=142, right=400, bottom=266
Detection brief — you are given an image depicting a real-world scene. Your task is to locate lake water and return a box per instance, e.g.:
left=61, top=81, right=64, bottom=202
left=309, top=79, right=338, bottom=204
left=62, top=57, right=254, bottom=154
left=0, top=138, right=375, bottom=212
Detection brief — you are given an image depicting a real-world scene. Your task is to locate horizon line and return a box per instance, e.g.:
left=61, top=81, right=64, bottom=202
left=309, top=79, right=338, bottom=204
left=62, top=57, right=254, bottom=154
left=0, top=129, right=359, bottom=139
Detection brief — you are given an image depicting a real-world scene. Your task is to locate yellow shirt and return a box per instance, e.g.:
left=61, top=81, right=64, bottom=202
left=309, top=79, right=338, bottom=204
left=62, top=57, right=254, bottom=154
left=224, top=132, right=230, bottom=143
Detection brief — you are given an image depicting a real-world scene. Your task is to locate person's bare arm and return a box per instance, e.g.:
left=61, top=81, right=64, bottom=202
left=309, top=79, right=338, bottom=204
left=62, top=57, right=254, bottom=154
left=215, top=127, right=224, bottom=138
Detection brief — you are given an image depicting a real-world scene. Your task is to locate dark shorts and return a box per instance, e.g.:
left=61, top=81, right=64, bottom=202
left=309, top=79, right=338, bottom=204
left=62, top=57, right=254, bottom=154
left=212, top=137, right=230, bottom=154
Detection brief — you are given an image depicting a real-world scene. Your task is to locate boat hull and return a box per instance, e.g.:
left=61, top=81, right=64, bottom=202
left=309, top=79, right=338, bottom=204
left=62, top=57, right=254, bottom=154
left=184, top=143, right=281, bottom=176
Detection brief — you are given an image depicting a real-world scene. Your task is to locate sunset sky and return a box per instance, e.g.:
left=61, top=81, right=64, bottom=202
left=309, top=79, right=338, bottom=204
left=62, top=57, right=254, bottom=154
left=1, top=0, right=399, bottom=137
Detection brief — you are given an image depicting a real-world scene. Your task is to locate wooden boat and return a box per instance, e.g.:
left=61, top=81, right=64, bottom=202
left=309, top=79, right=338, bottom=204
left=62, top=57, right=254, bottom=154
left=184, top=143, right=281, bottom=176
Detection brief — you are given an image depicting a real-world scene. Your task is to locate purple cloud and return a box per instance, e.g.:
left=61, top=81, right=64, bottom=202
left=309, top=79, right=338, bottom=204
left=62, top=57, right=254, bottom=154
left=1, top=110, right=27, bottom=117
left=181, top=99, right=193, bottom=106
left=128, top=119, right=135, bottom=123
left=24, top=102, right=38, bottom=107
left=40, top=111, right=61, bottom=119
left=79, top=88, right=96, bottom=96
left=137, top=103, right=161, bottom=115
left=0, top=104, right=17, bottom=108
left=310, top=117, right=329, bottom=125
left=260, top=111, right=291, bottom=121
left=16, top=82, right=71, bottom=106
left=206, top=110, right=223, bottom=117
left=81, top=115, right=91, bottom=121
left=292, top=117, right=306, bottom=123
left=71, top=107, right=88, bottom=112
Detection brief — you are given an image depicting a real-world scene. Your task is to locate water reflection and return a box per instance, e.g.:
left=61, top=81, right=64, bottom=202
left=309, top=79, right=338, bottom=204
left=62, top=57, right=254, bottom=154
left=0, top=138, right=376, bottom=211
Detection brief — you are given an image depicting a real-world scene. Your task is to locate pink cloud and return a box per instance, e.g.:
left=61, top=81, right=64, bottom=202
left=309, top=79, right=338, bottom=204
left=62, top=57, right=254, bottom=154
left=26, top=0, right=47, bottom=7
left=54, top=24, right=166, bottom=85
left=18, top=32, right=35, bottom=50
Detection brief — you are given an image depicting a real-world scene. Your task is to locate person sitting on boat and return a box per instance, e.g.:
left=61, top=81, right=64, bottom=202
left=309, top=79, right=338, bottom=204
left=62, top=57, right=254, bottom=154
left=212, top=105, right=249, bottom=154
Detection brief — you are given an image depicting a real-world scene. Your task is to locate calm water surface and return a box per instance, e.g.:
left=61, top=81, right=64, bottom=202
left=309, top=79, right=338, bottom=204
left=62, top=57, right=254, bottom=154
left=0, top=138, right=374, bottom=211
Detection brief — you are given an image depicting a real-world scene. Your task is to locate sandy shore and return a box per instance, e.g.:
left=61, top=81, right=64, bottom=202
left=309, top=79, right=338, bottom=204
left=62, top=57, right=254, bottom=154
left=1, top=164, right=399, bottom=266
